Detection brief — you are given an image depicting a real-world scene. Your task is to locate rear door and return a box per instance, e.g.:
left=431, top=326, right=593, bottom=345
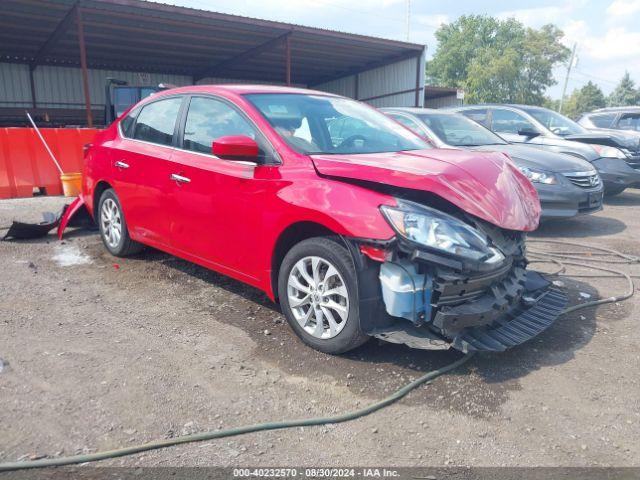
left=109, top=96, right=184, bottom=247
left=167, top=95, right=277, bottom=277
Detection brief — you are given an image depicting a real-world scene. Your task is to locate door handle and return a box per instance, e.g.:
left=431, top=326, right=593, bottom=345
left=114, top=160, right=129, bottom=169
left=170, top=173, right=191, bottom=184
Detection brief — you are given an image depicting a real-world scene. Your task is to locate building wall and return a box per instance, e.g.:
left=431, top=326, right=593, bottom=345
left=0, top=63, right=192, bottom=109
left=1, top=50, right=427, bottom=112
left=314, top=49, right=426, bottom=108
left=425, top=94, right=463, bottom=109
left=0, top=63, right=32, bottom=108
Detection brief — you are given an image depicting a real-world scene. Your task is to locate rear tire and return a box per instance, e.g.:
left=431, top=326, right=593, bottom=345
left=278, top=236, right=369, bottom=354
left=98, top=189, right=143, bottom=257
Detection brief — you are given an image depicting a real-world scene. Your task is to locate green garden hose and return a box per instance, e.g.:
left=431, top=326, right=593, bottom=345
left=0, top=352, right=474, bottom=471
left=0, top=239, right=636, bottom=472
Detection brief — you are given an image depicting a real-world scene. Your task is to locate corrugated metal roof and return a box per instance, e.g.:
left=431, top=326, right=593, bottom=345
left=0, top=0, right=424, bottom=85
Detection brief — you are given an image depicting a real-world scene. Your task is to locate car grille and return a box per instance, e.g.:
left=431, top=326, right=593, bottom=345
left=563, top=171, right=601, bottom=188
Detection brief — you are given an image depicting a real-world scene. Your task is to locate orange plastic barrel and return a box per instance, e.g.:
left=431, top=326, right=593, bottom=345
left=60, top=172, right=82, bottom=197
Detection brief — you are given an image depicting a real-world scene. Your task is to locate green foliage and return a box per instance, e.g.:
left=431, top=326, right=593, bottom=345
left=426, top=15, right=571, bottom=105
left=607, top=72, right=639, bottom=107
left=562, top=81, right=606, bottom=119
left=542, top=96, right=560, bottom=111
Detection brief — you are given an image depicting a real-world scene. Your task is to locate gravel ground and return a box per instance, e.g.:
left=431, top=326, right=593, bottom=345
left=0, top=193, right=639, bottom=468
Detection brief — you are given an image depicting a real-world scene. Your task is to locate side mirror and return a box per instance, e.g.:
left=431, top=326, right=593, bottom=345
left=517, top=127, right=541, bottom=138
left=212, top=135, right=259, bottom=161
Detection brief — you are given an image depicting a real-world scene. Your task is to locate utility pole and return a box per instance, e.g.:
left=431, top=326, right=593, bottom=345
left=405, top=0, right=411, bottom=41
left=559, top=43, right=577, bottom=114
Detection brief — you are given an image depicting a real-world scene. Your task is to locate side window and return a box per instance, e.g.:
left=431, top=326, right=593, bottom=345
left=490, top=109, right=535, bottom=134
left=388, top=114, right=423, bottom=136
left=120, top=106, right=141, bottom=138
left=618, top=113, right=640, bottom=131
left=132, top=97, right=182, bottom=146
left=461, top=109, right=489, bottom=127
left=589, top=113, right=617, bottom=128
left=183, top=97, right=259, bottom=155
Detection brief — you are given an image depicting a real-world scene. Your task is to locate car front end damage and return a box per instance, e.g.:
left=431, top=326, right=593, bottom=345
left=348, top=201, right=568, bottom=353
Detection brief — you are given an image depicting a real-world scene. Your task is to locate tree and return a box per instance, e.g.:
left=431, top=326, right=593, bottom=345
left=563, top=81, right=606, bottom=119
left=607, top=72, right=639, bottom=107
left=426, top=15, right=571, bottom=105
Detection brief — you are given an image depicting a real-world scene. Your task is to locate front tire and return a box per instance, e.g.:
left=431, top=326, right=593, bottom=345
left=278, top=237, right=369, bottom=354
left=98, top=189, right=143, bottom=257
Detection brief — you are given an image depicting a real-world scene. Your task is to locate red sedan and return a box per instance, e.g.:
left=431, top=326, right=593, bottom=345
left=78, top=85, right=566, bottom=354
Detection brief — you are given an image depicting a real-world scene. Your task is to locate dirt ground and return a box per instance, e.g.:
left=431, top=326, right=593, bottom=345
left=1, top=192, right=639, bottom=469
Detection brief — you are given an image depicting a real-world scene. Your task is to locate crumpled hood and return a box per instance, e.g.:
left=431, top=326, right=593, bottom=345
left=472, top=143, right=594, bottom=172
left=311, top=149, right=541, bottom=232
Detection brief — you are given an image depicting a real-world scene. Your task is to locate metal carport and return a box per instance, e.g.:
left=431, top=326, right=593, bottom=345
left=0, top=0, right=427, bottom=127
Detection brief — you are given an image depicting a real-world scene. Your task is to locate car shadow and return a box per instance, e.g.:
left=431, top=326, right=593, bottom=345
left=153, top=251, right=602, bottom=419
left=532, top=215, right=626, bottom=238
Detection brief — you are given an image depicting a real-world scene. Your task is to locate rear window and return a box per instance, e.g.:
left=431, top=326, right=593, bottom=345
left=132, top=97, right=182, bottom=146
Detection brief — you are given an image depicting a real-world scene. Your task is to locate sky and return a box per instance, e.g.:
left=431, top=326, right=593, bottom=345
left=165, top=0, right=640, bottom=98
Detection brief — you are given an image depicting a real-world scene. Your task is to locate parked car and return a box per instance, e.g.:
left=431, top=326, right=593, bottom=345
left=80, top=85, right=566, bottom=355
left=382, top=108, right=603, bottom=220
left=451, top=104, right=640, bottom=195
left=578, top=107, right=640, bottom=139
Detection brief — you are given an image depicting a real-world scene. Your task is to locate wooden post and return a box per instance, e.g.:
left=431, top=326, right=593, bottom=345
left=284, top=34, right=291, bottom=86
left=76, top=7, right=93, bottom=127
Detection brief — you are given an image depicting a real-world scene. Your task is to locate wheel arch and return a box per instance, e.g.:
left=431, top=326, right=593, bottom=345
left=92, top=180, right=113, bottom=219
left=270, top=221, right=347, bottom=302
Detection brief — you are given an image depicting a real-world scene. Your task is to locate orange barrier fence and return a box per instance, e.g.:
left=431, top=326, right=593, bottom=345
left=0, top=128, right=100, bottom=199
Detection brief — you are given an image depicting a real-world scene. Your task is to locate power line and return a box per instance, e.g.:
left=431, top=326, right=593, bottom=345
left=572, top=69, right=619, bottom=87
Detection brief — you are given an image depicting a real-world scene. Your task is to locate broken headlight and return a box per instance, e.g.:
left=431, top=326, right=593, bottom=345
left=380, top=200, right=504, bottom=263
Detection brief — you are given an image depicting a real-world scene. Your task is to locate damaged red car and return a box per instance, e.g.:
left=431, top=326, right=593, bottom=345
left=77, top=85, right=567, bottom=354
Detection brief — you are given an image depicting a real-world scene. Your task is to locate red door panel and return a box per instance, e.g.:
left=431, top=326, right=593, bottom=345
left=109, top=138, right=173, bottom=247
left=166, top=150, right=266, bottom=281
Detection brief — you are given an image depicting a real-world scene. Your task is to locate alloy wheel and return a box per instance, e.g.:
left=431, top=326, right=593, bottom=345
left=100, top=198, right=122, bottom=249
left=287, top=256, right=350, bottom=339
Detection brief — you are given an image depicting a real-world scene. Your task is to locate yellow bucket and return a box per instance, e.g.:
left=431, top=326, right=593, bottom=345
left=60, top=172, right=82, bottom=197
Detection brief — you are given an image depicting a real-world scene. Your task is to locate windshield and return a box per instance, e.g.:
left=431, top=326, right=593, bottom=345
left=417, top=113, right=507, bottom=147
left=244, top=93, right=430, bottom=155
left=522, top=107, right=586, bottom=136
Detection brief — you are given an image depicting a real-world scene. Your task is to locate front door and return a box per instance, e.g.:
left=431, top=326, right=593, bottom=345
left=167, top=95, right=277, bottom=280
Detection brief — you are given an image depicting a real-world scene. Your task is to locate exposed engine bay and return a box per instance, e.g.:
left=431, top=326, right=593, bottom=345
left=349, top=198, right=568, bottom=353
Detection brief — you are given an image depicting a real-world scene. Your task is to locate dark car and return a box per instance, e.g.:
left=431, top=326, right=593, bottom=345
left=451, top=104, right=640, bottom=195
left=382, top=108, right=603, bottom=220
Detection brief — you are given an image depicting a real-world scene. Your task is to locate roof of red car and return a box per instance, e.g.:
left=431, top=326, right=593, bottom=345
left=160, top=84, right=337, bottom=97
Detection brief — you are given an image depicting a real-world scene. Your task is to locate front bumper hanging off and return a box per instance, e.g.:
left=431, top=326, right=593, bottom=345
left=348, top=230, right=568, bottom=353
